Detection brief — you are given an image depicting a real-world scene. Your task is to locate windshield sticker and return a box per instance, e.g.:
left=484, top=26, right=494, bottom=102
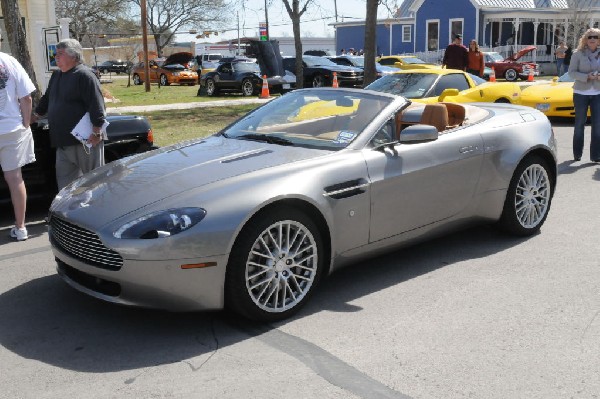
left=334, top=131, right=356, bottom=144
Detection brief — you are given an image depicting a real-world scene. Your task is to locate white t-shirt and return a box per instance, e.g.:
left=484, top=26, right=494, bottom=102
left=0, top=52, right=36, bottom=134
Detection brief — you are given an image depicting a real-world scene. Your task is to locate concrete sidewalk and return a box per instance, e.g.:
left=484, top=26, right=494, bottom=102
left=107, top=97, right=273, bottom=114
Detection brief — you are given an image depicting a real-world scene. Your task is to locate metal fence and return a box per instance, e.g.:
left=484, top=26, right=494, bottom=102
left=411, top=44, right=556, bottom=65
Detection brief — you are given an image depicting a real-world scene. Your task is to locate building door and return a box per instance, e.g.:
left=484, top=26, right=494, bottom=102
left=427, top=20, right=439, bottom=51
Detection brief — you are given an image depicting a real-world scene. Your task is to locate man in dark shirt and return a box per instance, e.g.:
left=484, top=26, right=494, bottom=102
left=34, top=38, right=106, bottom=190
left=442, top=34, right=468, bottom=71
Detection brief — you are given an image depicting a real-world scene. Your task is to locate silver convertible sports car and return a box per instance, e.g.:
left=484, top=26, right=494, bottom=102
left=48, top=88, right=557, bottom=321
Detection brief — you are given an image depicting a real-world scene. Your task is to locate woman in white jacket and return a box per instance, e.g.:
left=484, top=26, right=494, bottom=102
left=568, top=28, right=600, bottom=162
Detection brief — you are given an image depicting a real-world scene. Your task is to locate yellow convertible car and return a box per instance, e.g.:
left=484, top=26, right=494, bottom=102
left=365, top=68, right=522, bottom=104
left=520, top=73, right=582, bottom=117
left=376, top=55, right=437, bottom=70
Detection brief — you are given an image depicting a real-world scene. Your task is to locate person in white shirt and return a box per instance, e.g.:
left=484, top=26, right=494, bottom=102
left=0, top=34, right=37, bottom=241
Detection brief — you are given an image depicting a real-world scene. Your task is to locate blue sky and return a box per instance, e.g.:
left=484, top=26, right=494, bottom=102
left=191, top=0, right=397, bottom=41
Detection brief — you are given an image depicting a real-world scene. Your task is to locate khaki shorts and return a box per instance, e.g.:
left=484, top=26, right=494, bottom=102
left=0, top=127, right=36, bottom=172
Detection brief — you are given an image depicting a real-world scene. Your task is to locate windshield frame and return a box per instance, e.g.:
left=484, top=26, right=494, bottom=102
left=219, top=89, right=398, bottom=151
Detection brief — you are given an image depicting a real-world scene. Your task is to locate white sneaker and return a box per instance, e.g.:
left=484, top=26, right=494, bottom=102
left=10, top=227, right=28, bottom=241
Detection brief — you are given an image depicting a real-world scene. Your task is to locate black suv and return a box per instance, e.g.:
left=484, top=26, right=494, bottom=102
left=93, top=60, right=132, bottom=74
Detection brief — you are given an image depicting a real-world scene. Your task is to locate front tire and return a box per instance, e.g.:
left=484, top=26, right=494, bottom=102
left=312, top=74, right=325, bottom=87
left=225, top=207, right=324, bottom=321
left=504, top=68, right=518, bottom=81
left=498, top=155, right=554, bottom=236
left=205, top=79, right=219, bottom=96
left=160, top=74, right=170, bottom=86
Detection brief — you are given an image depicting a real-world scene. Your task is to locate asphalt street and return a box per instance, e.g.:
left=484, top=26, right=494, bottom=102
left=0, top=119, right=598, bottom=399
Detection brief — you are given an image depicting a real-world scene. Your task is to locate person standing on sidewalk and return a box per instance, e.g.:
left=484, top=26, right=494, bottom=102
left=467, top=40, right=485, bottom=77
left=556, top=41, right=568, bottom=75
left=33, top=38, right=106, bottom=190
left=568, top=28, right=600, bottom=162
left=0, top=33, right=37, bottom=241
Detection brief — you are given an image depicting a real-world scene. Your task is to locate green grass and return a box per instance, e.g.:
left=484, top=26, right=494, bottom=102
left=125, top=105, right=260, bottom=147
left=102, top=77, right=251, bottom=108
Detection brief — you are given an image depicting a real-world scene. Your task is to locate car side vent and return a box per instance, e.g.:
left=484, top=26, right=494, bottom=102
left=323, top=178, right=369, bottom=199
left=221, top=149, right=273, bottom=163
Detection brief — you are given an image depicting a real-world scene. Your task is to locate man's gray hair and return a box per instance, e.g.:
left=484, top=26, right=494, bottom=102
left=57, top=38, right=84, bottom=64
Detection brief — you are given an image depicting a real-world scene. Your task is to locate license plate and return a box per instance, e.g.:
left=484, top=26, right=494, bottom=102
left=535, top=103, right=550, bottom=112
left=283, top=84, right=290, bottom=89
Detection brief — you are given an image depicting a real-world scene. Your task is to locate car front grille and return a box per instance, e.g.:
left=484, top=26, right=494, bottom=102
left=49, top=215, right=123, bottom=271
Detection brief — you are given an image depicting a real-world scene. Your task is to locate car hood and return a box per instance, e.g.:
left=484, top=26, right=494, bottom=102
left=316, top=64, right=363, bottom=73
left=163, top=52, right=193, bottom=66
left=506, top=46, right=537, bottom=61
left=51, top=136, right=330, bottom=224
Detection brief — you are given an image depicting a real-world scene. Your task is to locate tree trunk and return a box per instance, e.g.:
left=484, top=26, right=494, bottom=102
left=0, top=0, right=41, bottom=103
left=292, top=13, right=304, bottom=88
left=363, top=0, right=378, bottom=86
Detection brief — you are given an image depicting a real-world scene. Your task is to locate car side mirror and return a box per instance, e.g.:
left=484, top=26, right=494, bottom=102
left=399, top=124, right=439, bottom=143
left=438, top=88, right=460, bottom=102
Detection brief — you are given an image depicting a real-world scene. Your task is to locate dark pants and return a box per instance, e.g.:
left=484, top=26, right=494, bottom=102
left=466, top=68, right=481, bottom=77
left=573, top=93, right=600, bottom=161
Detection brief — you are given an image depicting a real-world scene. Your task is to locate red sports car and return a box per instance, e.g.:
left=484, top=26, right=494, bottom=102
left=484, top=46, right=540, bottom=81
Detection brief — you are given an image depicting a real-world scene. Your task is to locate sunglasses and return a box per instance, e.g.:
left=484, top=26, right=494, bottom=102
left=588, top=36, right=599, bottom=39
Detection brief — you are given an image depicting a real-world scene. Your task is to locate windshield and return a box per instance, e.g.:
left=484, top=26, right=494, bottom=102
left=220, top=90, right=395, bottom=150
left=304, top=56, right=339, bottom=67
left=347, top=56, right=365, bottom=67
left=234, top=62, right=260, bottom=73
left=486, top=52, right=504, bottom=62
left=467, top=73, right=487, bottom=85
left=402, top=57, right=428, bottom=64
left=365, top=73, right=438, bottom=98
left=558, top=72, right=574, bottom=82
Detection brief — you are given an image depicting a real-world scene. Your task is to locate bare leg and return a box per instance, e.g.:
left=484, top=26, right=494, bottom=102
left=4, top=168, right=26, bottom=228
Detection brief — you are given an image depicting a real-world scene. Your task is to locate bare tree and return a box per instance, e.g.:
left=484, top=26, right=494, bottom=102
left=282, top=0, right=313, bottom=88
left=0, top=0, right=40, bottom=102
left=55, top=0, right=126, bottom=43
left=130, top=0, right=230, bottom=57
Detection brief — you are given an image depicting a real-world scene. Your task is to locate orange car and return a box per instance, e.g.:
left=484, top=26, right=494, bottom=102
left=132, top=52, right=198, bottom=86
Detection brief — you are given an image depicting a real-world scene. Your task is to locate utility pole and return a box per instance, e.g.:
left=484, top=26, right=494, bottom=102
left=334, top=0, right=338, bottom=22
left=264, top=0, right=269, bottom=40
left=141, top=0, right=150, bottom=92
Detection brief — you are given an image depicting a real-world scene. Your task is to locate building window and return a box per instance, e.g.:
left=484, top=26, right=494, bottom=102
left=402, top=25, right=411, bottom=42
left=450, top=18, right=464, bottom=42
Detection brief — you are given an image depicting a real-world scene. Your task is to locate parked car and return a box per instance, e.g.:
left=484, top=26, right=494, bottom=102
left=484, top=46, right=540, bottom=81
left=48, top=88, right=556, bottom=321
left=520, top=72, right=585, bottom=117
left=0, top=115, right=157, bottom=203
left=365, top=68, right=522, bottom=104
left=282, top=55, right=364, bottom=88
left=328, top=55, right=396, bottom=78
left=132, top=52, right=198, bottom=86
left=304, top=49, right=336, bottom=57
left=201, top=60, right=295, bottom=96
left=376, top=55, right=437, bottom=70
left=92, top=60, right=132, bottom=75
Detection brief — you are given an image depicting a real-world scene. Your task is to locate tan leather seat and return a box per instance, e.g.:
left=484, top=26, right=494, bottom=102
left=443, top=102, right=466, bottom=127
left=420, top=103, right=449, bottom=132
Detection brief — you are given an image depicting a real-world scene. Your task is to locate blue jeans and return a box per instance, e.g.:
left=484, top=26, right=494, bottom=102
left=573, top=93, right=600, bottom=160
left=556, top=59, right=564, bottom=75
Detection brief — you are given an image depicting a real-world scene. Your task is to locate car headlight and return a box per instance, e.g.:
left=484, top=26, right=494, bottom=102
left=173, top=72, right=180, bottom=76
left=114, top=207, right=206, bottom=239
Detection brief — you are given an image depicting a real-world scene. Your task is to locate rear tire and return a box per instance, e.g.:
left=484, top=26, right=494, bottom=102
left=241, top=78, right=255, bottom=96
left=497, top=155, right=554, bottom=236
left=225, top=207, right=324, bottom=321
left=132, top=74, right=142, bottom=85
left=160, top=74, right=170, bottom=86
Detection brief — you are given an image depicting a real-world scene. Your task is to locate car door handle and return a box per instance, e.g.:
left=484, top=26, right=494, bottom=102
left=459, top=145, right=478, bottom=154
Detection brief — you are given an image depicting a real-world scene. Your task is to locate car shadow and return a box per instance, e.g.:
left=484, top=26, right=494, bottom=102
left=0, top=223, right=530, bottom=373
left=558, top=159, right=600, bottom=175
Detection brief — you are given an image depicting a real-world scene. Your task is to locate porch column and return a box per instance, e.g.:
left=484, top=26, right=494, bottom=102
left=513, top=18, right=520, bottom=45
left=533, top=21, right=539, bottom=63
